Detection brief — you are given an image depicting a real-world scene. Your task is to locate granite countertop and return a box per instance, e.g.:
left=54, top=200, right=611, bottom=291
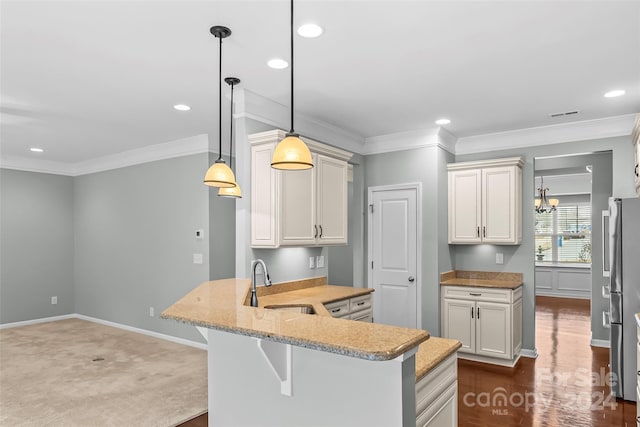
left=440, top=270, right=523, bottom=290
left=161, top=277, right=428, bottom=361
left=415, top=337, right=462, bottom=382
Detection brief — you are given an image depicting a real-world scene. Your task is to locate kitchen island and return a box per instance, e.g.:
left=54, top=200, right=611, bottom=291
left=163, top=277, right=459, bottom=426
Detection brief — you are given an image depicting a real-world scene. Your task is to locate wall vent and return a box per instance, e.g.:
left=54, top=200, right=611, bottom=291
left=549, top=110, right=580, bottom=118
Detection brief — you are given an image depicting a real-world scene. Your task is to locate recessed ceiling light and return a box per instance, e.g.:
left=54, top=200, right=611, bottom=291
left=604, top=89, right=625, bottom=98
left=173, top=104, right=191, bottom=111
left=267, top=58, right=289, bottom=69
left=297, top=24, right=323, bottom=38
left=30, top=147, right=44, bottom=153
left=435, top=118, right=451, bottom=125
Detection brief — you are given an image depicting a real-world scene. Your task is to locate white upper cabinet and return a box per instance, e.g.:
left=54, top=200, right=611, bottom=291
left=448, top=157, right=523, bottom=245
left=250, top=130, right=352, bottom=248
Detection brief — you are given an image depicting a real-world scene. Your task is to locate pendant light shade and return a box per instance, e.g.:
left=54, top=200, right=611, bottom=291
left=219, top=77, right=242, bottom=198
left=535, top=176, right=559, bottom=213
left=271, top=0, right=313, bottom=170
left=204, top=25, right=237, bottom=188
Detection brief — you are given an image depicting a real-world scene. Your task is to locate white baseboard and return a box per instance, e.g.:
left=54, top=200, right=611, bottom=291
left=590, top=338, right=610, bottom=348
left=1, top=313, right=207, bottom=350
left=535, top=291, right=590, bottom=300
left=75, top=314, right=207, bottom=350
left=520, top=348, right=539, bottom=358
left=0, top=314, right=76, bottom=330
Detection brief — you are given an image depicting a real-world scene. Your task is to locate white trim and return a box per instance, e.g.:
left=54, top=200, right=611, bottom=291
left=75, top=314, right=207, bottom=350
left=0, top=314, right=76, bottom=329
left=362, top=127, right=456, bottom=156
left=455, top=114, right=636, bottom=155
left=457, top=352, right=522, bottom=367
left=590, top=338, right=610, bottom=348
left=446, top=156, right=524, bottom=171
left=0, top=313, right=207, bottom=350
left=367, top=182, right=423, bottom=329
left=520, top=348, right=539, bottom=359
left=0, top=134, right=212, bottom=177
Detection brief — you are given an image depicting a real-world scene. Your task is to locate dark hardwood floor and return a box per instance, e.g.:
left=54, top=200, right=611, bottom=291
left=180, top=296, right=637, bottom=426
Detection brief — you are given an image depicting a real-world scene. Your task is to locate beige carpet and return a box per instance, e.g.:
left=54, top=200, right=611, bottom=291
left=0, top=318, right=207, bottom=426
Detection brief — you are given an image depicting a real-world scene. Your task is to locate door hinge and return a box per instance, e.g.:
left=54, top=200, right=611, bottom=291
left=369, top=204, right=374, bottom=213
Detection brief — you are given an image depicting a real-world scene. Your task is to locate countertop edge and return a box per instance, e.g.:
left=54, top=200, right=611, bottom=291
left=440, top=280, right=523, bottom=290
left=415, top=339, right=462, bottom=382
left=161, top=313, right=430, bottom=361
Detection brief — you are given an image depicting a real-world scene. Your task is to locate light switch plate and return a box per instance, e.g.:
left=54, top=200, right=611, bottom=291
left=496, top=253, right=504, bottom=264
left=51, top=296, right=58, bottom=305
left=193, top=253, right=203, bottom=264
left=195, top=229, right=204, bottom=240
left=316, top=255, right=325, bottom=268
left=309, top=256, right=316, bottom=269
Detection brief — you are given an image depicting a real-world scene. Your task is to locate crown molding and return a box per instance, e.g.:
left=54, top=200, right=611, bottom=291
left=235, top=89, right=366, bottom=155
left=362, top=126, right=457, bottom=156
left=455, top=114, right=637, bottom=155
left=1, top=134, right=211, bottom=176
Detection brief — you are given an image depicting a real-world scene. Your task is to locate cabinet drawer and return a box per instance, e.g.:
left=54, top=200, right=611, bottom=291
left=325, top=299, right=350, bottom=318
left=349, top=294, right=372, bottom=312
left=350, top=308, right=373, bottom=322
left=443, top=286, right=513, bottom=303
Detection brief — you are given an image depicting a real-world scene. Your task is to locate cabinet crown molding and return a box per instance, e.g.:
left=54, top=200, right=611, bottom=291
left=248, top=130, right=354, bottom=163
left=447, top=156, right=524, bottom=171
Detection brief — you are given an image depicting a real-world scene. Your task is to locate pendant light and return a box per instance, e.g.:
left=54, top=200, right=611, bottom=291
left=218, top=77, right=242, bottom=198
left=271, top=0, right=313, bottom=170
left=204, top=26, right=237, bottom=188
left=535, top=176, right=559, bottom=213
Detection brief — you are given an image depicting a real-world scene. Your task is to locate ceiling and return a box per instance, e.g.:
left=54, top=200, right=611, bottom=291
left=1, top=1, right=639, bottom=164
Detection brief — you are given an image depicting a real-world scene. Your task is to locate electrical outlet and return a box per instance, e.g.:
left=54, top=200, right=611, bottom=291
left=496, top=253, right=504, bottom=265
left=309, top=256, right=316, bottom=269
left=149, top=307, right=155, bottom=317
left=193, top=253, right=203, bottom=264
left=51, top=296, right=58, bottom=305
left=316, top=255, right=325, bottom=268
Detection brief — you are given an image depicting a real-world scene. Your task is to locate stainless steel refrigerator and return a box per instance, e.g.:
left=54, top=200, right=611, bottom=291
left=608, top=197, right=640, bottom=401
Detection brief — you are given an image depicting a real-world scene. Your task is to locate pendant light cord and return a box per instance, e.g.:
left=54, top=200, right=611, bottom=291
left=289, top=0, right=295, bottom=134
left=229, top=82, right=234, bottom=170
left=218, top=35, right=224, bottom=161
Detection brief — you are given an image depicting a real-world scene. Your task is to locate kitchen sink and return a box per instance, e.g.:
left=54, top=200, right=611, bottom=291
left=263, top=304, right=316, bottom=315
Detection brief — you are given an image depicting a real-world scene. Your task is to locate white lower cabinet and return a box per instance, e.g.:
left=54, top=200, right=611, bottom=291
left=325, top=293, right=373, bottom=322
left=636, top=322, right=640, bottom=425
left=415, top=353, right=457, bottom=427
left=442, top=285, right=522, bottom=366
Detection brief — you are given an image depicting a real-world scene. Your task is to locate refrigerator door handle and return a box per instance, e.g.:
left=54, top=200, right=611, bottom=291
left=609, top=198, right=623, bottom=293
left=602, top=283, right=610, bottom=298
left=602, top=210, right=610, bottom=278
left=603, top=311, right=611, bottom=328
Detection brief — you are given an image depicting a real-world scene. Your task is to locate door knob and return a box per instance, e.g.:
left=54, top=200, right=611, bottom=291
left=408, top=276, right=415, bottom=282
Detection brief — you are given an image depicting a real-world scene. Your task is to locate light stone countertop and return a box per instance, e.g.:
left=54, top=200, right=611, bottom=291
left=440, top=270, right=523, bottom=290
left=415, top=337, right=462, bottom=382
left=258, top=284, right=373, bottom=316
left=636, top=313, right=640, bottom=328
left=161, top=278, right=429, bottom=361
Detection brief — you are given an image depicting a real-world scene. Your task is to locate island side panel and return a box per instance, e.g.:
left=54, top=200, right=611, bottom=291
left=207, top=329, right=416, bottom=427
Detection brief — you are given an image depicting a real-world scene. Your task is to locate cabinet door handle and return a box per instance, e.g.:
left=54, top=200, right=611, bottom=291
left=477, top=307, right=480, bottom=318
left=470, top=292, right=482, bottom=296
left=314, top=225, right=318, bottom=238
left=331, top=308, right=341, bottom=313
left=319, top=225, right=323, bottom=238
left=471, top=306, right=474, bottom=319
left=477, top=226, right=480, bottom=238
left=635, top=163, right=638, bottom=177
left=483, top=226, right=486, bottom=238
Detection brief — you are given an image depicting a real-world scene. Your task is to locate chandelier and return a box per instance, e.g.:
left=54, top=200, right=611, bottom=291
left=535, top=176, right=559, bottom=213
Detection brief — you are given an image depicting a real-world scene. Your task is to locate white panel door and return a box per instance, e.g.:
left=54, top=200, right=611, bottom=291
left=442, top=299, right=475, bottom=353
left=482, top=166, right=515, bottom=243
left=475, top=301, right=510, bottom=359
left=279, top=155, right=316, bottom=246
left=448, top=169, right=482, bottom=243
left=316, top=154, right=348, bottom=245
left=370, top=187, right=418, bottom=328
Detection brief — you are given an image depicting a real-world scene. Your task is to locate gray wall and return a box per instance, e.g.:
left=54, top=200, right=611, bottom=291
left=329, top=155, right=366, bottom=287
left=455, top=135, right=634, bottom=351
left=364, top=146, right=454, bottom=334
left=208, top=152, right=236, bottom=280
left=73, top=154, right=213, bottom=342
left=1, top=169, right=75, bottom=323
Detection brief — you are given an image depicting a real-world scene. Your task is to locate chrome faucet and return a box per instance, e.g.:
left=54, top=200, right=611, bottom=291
left=250, top=259, right=272, bottom=307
